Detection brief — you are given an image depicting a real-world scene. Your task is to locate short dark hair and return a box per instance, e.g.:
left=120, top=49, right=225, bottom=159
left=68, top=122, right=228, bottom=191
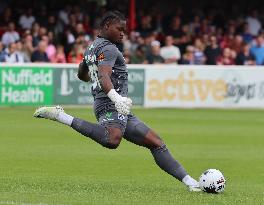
left=100, top=10, right=126, bottom=28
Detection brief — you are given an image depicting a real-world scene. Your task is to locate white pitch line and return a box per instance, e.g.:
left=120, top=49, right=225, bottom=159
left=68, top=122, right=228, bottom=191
left=0, top=202, right=47, bottom=205
left=0, top=201, right=68, bottom=205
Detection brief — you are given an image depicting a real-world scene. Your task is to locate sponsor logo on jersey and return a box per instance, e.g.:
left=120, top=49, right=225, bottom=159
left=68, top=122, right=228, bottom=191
left=118, top=113, right=125, bottom=121
left=98, top=53, right=105, bottom=62
left=103, top=112, right=114, bottom=121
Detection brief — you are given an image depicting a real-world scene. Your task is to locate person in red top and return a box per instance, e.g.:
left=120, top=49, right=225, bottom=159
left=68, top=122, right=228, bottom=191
left=216, top=47, right=235, bottom=65
left=67, top=43, right=83, bottom=63
left=51, top=45, right=66, bottom=63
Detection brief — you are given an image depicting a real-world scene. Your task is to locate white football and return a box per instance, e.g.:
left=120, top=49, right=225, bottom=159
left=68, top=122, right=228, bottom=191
left=199, top=169, right=226, bottom=193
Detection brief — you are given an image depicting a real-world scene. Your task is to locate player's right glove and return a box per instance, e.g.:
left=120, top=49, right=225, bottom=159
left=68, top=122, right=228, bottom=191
left=107, top=89, right=132, bottom=115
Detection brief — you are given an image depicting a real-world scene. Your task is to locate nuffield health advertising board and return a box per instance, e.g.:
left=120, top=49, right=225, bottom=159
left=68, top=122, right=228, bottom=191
left=0, top=67, right=53, bottom=105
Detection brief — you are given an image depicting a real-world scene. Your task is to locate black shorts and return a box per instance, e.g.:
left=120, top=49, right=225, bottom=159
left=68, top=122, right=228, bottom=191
left=96, top=108, right=150, bottom=146
left=98, top=109, right=128, bottom=133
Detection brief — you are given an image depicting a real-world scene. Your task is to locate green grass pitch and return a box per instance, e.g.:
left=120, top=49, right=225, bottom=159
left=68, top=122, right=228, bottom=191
left=0, top=107, right=263, bottom=205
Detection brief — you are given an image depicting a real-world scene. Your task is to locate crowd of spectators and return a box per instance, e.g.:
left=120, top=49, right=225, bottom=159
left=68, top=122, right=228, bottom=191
left=0, top=2, right=264, bottom=65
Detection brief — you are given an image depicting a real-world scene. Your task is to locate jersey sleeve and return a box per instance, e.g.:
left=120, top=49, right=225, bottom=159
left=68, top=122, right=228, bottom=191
left=97, top=44, right=118, bottom=67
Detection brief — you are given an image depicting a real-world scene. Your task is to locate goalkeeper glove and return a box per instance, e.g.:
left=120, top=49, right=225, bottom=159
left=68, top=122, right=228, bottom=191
left=107, top=89, right=132, bottom=115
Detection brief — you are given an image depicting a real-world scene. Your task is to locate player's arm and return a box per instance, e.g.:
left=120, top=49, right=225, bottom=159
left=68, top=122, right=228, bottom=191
left=98, top=65, right=113, bottom=93
left=97, top=46, right=132, bottom=115
left=77, top=60, right=91, bottom=82
left=98, top=64, right=132, bottom=115
left=97, top=46, right=118, bottom=94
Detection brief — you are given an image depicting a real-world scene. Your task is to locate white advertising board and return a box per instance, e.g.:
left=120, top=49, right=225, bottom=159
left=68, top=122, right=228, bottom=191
left=144, top=65, right=264, bottom=108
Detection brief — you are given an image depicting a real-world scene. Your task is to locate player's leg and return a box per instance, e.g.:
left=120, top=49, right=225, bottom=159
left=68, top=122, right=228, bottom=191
left=123, top=114, right=200, bottom=191
left=71, top=117, right=123, bottom=149
left=33, top=106, right=124, bottom=149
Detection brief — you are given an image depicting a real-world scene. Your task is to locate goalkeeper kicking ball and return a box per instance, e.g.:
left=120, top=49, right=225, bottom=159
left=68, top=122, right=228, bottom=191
left=199, top=169, right=226, bottom=193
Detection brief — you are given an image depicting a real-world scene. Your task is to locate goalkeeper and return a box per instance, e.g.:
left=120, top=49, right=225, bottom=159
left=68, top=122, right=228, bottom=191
left=34, top=11, right=200, bottom=192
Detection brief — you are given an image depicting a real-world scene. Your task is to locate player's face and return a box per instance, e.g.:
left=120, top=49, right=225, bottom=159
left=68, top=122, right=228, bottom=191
left=107, top=20, right=126, bottom=43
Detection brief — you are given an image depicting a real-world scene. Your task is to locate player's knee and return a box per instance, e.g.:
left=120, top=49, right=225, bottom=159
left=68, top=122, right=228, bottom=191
left=144, top=130, right=163, bottom=149
left=149, top=138, right=163, bottom=149
left=104, top=127, right=122, bottom=149
left=106, top=135, right=122, bottom=149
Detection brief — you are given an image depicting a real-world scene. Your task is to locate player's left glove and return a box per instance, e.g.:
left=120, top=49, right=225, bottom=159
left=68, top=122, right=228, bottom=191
left=115, top=97, right=132, bottom=115
left=107, top=89, right=132, bottom=115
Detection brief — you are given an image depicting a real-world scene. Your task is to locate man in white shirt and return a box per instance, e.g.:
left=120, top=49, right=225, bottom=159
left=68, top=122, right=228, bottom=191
left=1, top=22, right=20, bottom=47
left=19, top=8, right=36, bottom=30
left=58, top=5, right=71, bottom=25
left=160, top=35, right=181, bottom=64
left=246, top=10, right=261, bottom=36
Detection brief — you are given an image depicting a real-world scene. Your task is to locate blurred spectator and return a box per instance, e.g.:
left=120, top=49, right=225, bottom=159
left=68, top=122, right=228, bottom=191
left=135, top=35, right=146, bottom=50
left=216, top=48, right=235, bottom=65
left=21, top=32, right=34, bottom=62
left=179, top=24, right=192, bottom=52
left=122, top=34, right=132, bottom=55
left=4, top=42, right=24, bottom=63
left=39, top=27, right=48, bottom=39
left=130, top=46, right=147, bottom=64
left=230, top=35, right=243, bottom=54
left=193, top=38, right=206, bottom=65
left=250, top=34, right=264, bottom=65
left=226, top=21, right=236, bottom=36
left=166, top=16, right=183, bottom=40
left=128, top=31, right=141, bottom=53
left=16, top=40, right=30, bottom=62
left=75, top=32, right=90, bottom=48
left=154, top=14, right=163, bottom=33
left=69, top=13, right=77, bottom=32
left=146, top=41, right=164, bottom=64
left=137, top=15, right=154, bottom=37
left=62, top=27, right=75, bottom=56
left=142, top=34, right=156, bottom=56
left=202, top=34, right=210, bottom=47
left=123, top=48, right=131, bottom=64
left=220, top=34, right=234, bottom=49
left=42, top=34, right=56, bottom=61
left=48, top=30, right=58, bottom=47
left=160, top=35, right=181, bottom=64
left=36, top=6, right=48, bottom=27
left=167, top=16, right=190, bottom=53
left=0, top=7, right=14, bottom=28
left=215, top=28, right=224, bottom=42
left=19, top=8, right=35, bottom=30
left=235, top=42, right=256, bottom=65
left=204, top=36, right=222, bottom=65
left=67, top=43, right=83, bottom=63
left=51, top=45, right=66, bottom=63
left=46, top=15, right=59, bottom=35
left=246, top=10, right=262, bottom=36
left=31, top=40, right=49, bottom=62
left=1, top=22, right=20, bottom=47
left=189, top=15, right=201, bottom=36
left=82, top=14, right=92, bottom=34
left=200, top=18, right=213, bottom=35
left=73, top=6, right=83, bottom=22
left=58, top=5, right=71, bottom=25
left=74, top=22, right=86, bottom=37
left=0, top=41, right=6, bottom=62
left=31, top=22, right=41, bottom=47
left=181, top=45, right=195, bottom=64
left=242, top=23, right=254, bottom=43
